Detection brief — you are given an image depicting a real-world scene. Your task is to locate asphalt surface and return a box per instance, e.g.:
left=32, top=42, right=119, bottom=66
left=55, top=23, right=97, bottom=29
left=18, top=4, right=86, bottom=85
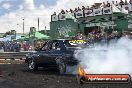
left=0, top=64, right=132, bottom=88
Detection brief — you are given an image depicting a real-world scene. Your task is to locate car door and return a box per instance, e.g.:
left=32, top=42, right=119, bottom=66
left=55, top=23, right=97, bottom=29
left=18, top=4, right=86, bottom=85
left=44, top=41, right=62, bottom=65
left=37, top=41, right=52, bottom=65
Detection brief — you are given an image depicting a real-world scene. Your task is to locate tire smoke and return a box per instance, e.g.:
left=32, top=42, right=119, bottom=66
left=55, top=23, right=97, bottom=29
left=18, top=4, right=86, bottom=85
left=75, top=37, right=132, bottom=74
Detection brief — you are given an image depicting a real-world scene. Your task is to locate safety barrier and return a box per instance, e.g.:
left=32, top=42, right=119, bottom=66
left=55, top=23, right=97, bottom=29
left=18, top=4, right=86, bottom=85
left=0, top=51, right=34, bottom=59
left=0, top=51, right=34, bottom=64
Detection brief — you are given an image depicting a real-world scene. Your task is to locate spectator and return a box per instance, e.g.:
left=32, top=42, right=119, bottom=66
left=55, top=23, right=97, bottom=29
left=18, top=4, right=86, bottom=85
left=53, top=12, right=56, bottom=15
left=70, top=9, right=74, bottom=13
left=78, top=7, right=81, bottom=11
left=112, top=1, right=115, bottom=5
left=129, top=0, right=132, bottom=11
left=61, top=9, right=65, bottom=14
left=74, top=8, right=78, bottom=12
left=115, top=1, right=119, bottom=6
left=91, top=5, right=96, bottom=9
left=66, top=10, right=69, bottom=13
left=101, top=2, right=106, bottom=8
left=82, top=6, right=86, bottom=10
left=106, top=1, right=110, bottom=7
left=75, top=32, right=86, bottom=40
left=119, top=0, right=125, bottom=7
left=86, top=6, right=90, bottom=10
left=125, top=0, right=128, bottom=5
left=130, top=0, right=132, bottom=4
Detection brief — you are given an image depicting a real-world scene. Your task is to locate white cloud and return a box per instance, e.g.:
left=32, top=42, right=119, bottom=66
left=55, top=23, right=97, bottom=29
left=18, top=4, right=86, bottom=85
left=23, top=0, right=35, bottom=10
left=0, top=0, right=129, bottom=33
left=2, top=3, right=12, bottom=9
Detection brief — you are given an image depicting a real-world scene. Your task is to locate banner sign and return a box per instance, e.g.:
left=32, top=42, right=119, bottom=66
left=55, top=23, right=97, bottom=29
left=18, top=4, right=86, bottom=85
left=83, top=74, right=131, bottom=83
left=75, top=11, right=84, bottom=18
left=103, top=7, right=112, bottom=14
left=86, top=21, right=115, bottom=27
left=51, top=15, right=58, bottom=21
left=59, top=14, right=66, bottom=20
left=93, top=8, right=102, bottom=16
left=84, top=10, right=93, bottom=17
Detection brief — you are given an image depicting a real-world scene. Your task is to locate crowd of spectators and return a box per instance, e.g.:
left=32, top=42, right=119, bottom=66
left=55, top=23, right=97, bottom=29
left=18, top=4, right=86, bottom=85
left=74, top=29, right=132, bottom=46
left=53, top=0, right=132, bottom=15
left=0, top=41, right=31, bottom=52
left=0, top=41, right=21, bottom=52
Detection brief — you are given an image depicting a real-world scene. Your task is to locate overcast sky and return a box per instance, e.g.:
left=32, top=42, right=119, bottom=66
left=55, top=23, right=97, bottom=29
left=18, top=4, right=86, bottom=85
left=0, top=0, right=128, bottom=33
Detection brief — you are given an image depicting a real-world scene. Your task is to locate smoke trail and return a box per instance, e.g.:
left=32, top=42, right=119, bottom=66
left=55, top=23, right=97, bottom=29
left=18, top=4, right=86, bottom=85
left=74, top=37, right=132, bottom=74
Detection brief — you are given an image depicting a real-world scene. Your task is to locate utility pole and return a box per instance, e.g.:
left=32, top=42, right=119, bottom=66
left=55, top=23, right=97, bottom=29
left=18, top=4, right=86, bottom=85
left=45, top=26, right=47, bottom=35
left=23, top=19, right=25, bottom=35
left=38, top=17, right=40, bottom=31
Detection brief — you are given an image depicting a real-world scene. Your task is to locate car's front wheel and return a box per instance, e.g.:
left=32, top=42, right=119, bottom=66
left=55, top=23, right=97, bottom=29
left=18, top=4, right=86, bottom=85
left=28, top=59, right=38, bottom=71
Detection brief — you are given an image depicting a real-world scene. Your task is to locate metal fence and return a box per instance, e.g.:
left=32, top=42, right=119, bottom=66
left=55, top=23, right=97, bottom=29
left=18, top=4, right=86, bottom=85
left=0, top=52, right=33, bottom=64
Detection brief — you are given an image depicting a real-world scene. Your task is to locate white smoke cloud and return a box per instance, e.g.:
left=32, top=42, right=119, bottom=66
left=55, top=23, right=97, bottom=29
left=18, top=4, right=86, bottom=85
left=75, top=37, right=132, bottom=74
left=0, top=0, right=129, bottom=33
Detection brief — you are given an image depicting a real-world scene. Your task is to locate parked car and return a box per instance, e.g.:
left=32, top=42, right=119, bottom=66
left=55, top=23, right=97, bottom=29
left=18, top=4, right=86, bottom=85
left=25, top=39, right=86, bottom=74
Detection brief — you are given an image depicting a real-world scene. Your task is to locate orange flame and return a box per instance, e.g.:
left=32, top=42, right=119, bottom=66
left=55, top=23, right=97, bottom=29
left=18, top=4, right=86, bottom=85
left=78, top=65, right=86, bottom=76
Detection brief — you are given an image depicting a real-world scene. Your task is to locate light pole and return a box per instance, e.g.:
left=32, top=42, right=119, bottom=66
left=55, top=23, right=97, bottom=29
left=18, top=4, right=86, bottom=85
left=23, top=19, right=25, bottom=35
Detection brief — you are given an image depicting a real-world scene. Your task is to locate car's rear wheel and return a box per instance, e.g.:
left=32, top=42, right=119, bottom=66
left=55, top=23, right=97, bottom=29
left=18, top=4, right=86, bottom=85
left=77, top=75, right=84, bottom=84
left=28, top=59, right=38, bottom=71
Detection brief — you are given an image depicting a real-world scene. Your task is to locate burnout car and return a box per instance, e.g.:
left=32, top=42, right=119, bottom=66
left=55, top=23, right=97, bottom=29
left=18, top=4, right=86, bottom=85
left=25, top=39, right=86, bottom=74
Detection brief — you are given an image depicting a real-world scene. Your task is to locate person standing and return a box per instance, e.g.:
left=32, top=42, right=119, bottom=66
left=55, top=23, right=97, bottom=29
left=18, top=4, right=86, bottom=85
left=130, top=0, right=132, bottom=4
left=130, top=0, right=132, bottom=11
left=119, top=0, right=125, bottom=7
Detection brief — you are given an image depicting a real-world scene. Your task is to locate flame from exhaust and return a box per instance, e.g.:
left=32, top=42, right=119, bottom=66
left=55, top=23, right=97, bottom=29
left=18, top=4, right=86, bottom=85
left=78, top=65, right=86, bottom=76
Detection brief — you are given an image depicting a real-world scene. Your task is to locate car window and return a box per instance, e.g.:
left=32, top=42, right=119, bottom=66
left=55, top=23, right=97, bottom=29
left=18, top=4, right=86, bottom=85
left=41, top=43, right=49, bottom=50
left=41, top=41, right=52, bottom=50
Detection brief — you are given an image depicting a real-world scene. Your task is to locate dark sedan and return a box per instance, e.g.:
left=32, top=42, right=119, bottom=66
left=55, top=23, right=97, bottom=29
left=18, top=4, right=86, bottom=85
left=25, top=39, right=86, bottom=74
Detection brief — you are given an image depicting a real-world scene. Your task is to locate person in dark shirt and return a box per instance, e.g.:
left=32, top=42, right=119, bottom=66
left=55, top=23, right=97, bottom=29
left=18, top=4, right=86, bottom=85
left=61, top=9, right=65, bottom=14
left=70, top=9, right=73, bottom=13
left=74, top=8, right=78, bottom=12
left=102, top=2, right=106, bottom=8
left=82, top=6, right=85, bottom=10
left=53, top=12, right=56, bottom=15
left=106, top=1, right=110, bottom=7
left=119, top=0, right=125, bottom=7
left=65, top=10, right=69, bottom=13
